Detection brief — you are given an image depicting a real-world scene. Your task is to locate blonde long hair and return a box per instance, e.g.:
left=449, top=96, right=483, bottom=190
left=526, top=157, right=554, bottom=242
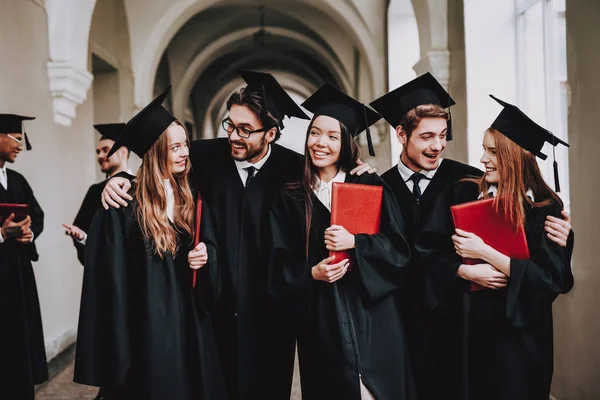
left=134, top=120, right=195, bottom=257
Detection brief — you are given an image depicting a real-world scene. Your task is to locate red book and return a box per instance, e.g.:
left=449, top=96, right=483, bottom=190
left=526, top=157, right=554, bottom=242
left=450, top=197, right=530, bottom=291
left=330, top=183, right=383, bottom=271
left=0, top=203, right=29, bottom=224
left=192, top=193, right=202, bottom=288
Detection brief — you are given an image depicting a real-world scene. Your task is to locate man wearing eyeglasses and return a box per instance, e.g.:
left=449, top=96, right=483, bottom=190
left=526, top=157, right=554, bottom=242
left=0, top=114, right=47, bottom=399
left=101, top=71, right=375, bottom=399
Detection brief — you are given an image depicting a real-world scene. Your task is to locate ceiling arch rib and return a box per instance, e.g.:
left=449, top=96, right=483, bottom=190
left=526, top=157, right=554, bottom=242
left=130, top=0, right=383, bottom=107
left=172, top=26, right=352, bottom=119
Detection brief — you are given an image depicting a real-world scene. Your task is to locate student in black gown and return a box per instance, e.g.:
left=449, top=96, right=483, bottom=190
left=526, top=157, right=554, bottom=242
left=99, top=71, right=376, bottom=400
left=63, top=123, right=132, bottom=266
left=269, top=84, right=415, bottom=400
left=415, top=95, right=574, bottom=400
left=369, top=74, right=574, bottom=400
left=0, top=115, right=47, bottom=399
left=74, top=88, right=226, bottom=399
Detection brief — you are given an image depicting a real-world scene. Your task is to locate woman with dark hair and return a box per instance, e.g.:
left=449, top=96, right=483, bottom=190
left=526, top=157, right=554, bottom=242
left=269, top=83, right=415, bottom=400
left=74, top=88, right=226, bottom=399
left=416, top=95, right=574, bottom=400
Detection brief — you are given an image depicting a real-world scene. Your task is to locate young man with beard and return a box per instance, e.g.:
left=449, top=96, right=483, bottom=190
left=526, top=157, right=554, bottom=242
left=369, top=73, right=573, bottom=400
left=63, top=123, right=132, bottom=266
left=101, top=71, right=376, bottom=399
left=0, top=114, right=47, bottom=399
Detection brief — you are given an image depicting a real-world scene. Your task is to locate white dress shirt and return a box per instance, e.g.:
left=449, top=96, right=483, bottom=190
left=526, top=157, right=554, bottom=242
left=312, top=170, right=347, bottom=211
left=397, top=157, right=443, bottom=195
left=234, top=145, right=272, bottom=187
left=164, top=179, right=175, bottom=223
left=478, top=185, right=535, bottom=201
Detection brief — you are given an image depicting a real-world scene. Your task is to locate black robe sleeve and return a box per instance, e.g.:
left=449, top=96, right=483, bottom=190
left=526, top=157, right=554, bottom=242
left=192, top=199, right=221, bottom=315
left=506, top=203, right=570, bottom=327
left=22, top=174, right=44, bottom=262
left=72, top=185, right=99, bottom=265
left=353, top=179, right=412, bottom=303
left=74, top=206, right=131, bottom=388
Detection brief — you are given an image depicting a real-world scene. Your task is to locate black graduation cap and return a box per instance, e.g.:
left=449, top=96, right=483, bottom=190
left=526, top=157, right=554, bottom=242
left=0, top=114, right=34, bottom=150
left=489, top=94, right=569, bottom=192
left=301, top=83, right=381, bottom=156
left=108, top=87, right=176, bottom=158
left=237, top=70, right=310, bottom=129
left=94, top=123, right=126, bottom=142
left=369, top=72, right=455, bottom=139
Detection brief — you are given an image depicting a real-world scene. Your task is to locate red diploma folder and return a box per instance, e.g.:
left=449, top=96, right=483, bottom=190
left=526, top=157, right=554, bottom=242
left=450, top=197, right=530, bottom=291
left=192, top=192, right=202, bottom=288
left=330, top=183, right=383, bottom=271
left=0, top=203, right=29, bottom=224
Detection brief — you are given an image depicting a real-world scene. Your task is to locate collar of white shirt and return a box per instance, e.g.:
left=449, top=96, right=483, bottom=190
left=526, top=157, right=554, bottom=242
left=397, top=156, right=442, bottom=182
left=479, top=185, right=535, bottom=201
left=313, top=170, right=347, bottom=211
left=234, top=144, right=272, bottom=172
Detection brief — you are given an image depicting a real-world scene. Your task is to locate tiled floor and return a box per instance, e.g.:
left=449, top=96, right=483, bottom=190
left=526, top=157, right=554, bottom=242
left=37, top=358, right=302, bottom=399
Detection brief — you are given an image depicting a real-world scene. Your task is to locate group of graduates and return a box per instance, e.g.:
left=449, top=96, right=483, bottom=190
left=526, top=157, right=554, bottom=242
left=0, top=69, right=574, bottom=400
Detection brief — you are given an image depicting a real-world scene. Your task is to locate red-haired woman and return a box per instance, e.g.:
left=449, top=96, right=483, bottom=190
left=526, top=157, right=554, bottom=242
left=415, top=95, right=574, bottom=400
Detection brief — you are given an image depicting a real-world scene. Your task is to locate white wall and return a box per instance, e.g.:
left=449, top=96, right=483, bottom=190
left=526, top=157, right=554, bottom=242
left=463, top=0, right=518, bottom=168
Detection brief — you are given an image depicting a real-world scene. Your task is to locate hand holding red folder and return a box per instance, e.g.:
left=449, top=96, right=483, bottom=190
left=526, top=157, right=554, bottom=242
left=192, top=193, right=202, bottom=288
left=330, top=183, right=383, bottom=271
left=450, top=197, right=529, bottom=291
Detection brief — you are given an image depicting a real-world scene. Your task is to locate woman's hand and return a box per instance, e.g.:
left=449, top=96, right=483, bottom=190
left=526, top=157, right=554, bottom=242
left=324, top=225, right=355, bottom=251
left=452, top=229, right=489, bottom=260
left=457, top=263, right=508, bottom=289
left=101, top=177, right=132, bottom=209
left=312, top=255, right=349, bottom=283
left=62, top=223, right=85, bottom=241
left=544, top=211, right=571, bottom=247
left=188, top=242, right=208, bottom=270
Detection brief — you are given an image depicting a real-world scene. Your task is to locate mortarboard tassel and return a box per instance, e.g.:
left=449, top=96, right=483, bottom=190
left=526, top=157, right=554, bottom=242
left=446, top=96, right=453, bottom=141
left=23, top=121, right=32, bottom=150
left=363, top=105, right=375, bottom=157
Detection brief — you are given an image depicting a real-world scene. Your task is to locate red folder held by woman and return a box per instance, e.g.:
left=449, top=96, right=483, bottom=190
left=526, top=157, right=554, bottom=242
left=450, top=197, right=530, bottom=291
left=330, top=183, right=383, bottom=270
left=192, top=192, right=202, bottom=288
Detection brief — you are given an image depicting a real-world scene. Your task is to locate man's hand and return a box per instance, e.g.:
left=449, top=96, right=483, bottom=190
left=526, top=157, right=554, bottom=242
left=62, top=223, right=86, bottom=241
left=545, top=211, right=571, bottom=247
left=350, top=159, right=377, bottom=176
left=312, top=255, right=349, bottom=283
left=188, top=242, right=208, bottom=270
left=324, top=225, right=355, bottom=251
left=101, top=177, right=132, bottom=209
left=2, top=214, right=31, bottom=240
left=457, top=263, right=508, bottom=289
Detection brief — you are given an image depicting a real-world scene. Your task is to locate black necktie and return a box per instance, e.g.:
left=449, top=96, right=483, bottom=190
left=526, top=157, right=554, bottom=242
left=245, top=166, right=256, bottom=188
left=409, top=172, right=426, bottom=201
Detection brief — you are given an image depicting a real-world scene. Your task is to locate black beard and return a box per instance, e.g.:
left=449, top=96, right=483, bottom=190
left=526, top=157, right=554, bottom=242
left=230, top=135, right=268, bottom=162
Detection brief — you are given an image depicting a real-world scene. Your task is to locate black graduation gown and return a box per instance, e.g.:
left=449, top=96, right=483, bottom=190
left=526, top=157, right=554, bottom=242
left=415, top=181, right=574, bottom=400
left=189, top=138, right=303, bottom=400
left=381, top=159, right=483, bottom=400
left=269, top=172, right=415, bottom=400
left=73, top=189, right=226, bottom=400
left=0, top=169, right=47, bottom=399
left=71, top=173, right=136, bottom=266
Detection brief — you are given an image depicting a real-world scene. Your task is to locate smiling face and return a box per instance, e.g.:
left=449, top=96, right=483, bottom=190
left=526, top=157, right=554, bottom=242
left=226, top=104, right=276, bottom=163
left=0, top=133, right=24, bottom=163
left=398, top=117, right=447, bottom=171
left=306, top=115, right=342, bottom=170
left=480, top=129, right=499, bottom=184
left=166, top=122, right=189, bottom=174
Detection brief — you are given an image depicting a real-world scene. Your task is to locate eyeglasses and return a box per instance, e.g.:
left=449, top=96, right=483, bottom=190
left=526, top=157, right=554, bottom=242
left=6, top=134, right=23, bottom=144
left=221, top=118, right=269, bottom=139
